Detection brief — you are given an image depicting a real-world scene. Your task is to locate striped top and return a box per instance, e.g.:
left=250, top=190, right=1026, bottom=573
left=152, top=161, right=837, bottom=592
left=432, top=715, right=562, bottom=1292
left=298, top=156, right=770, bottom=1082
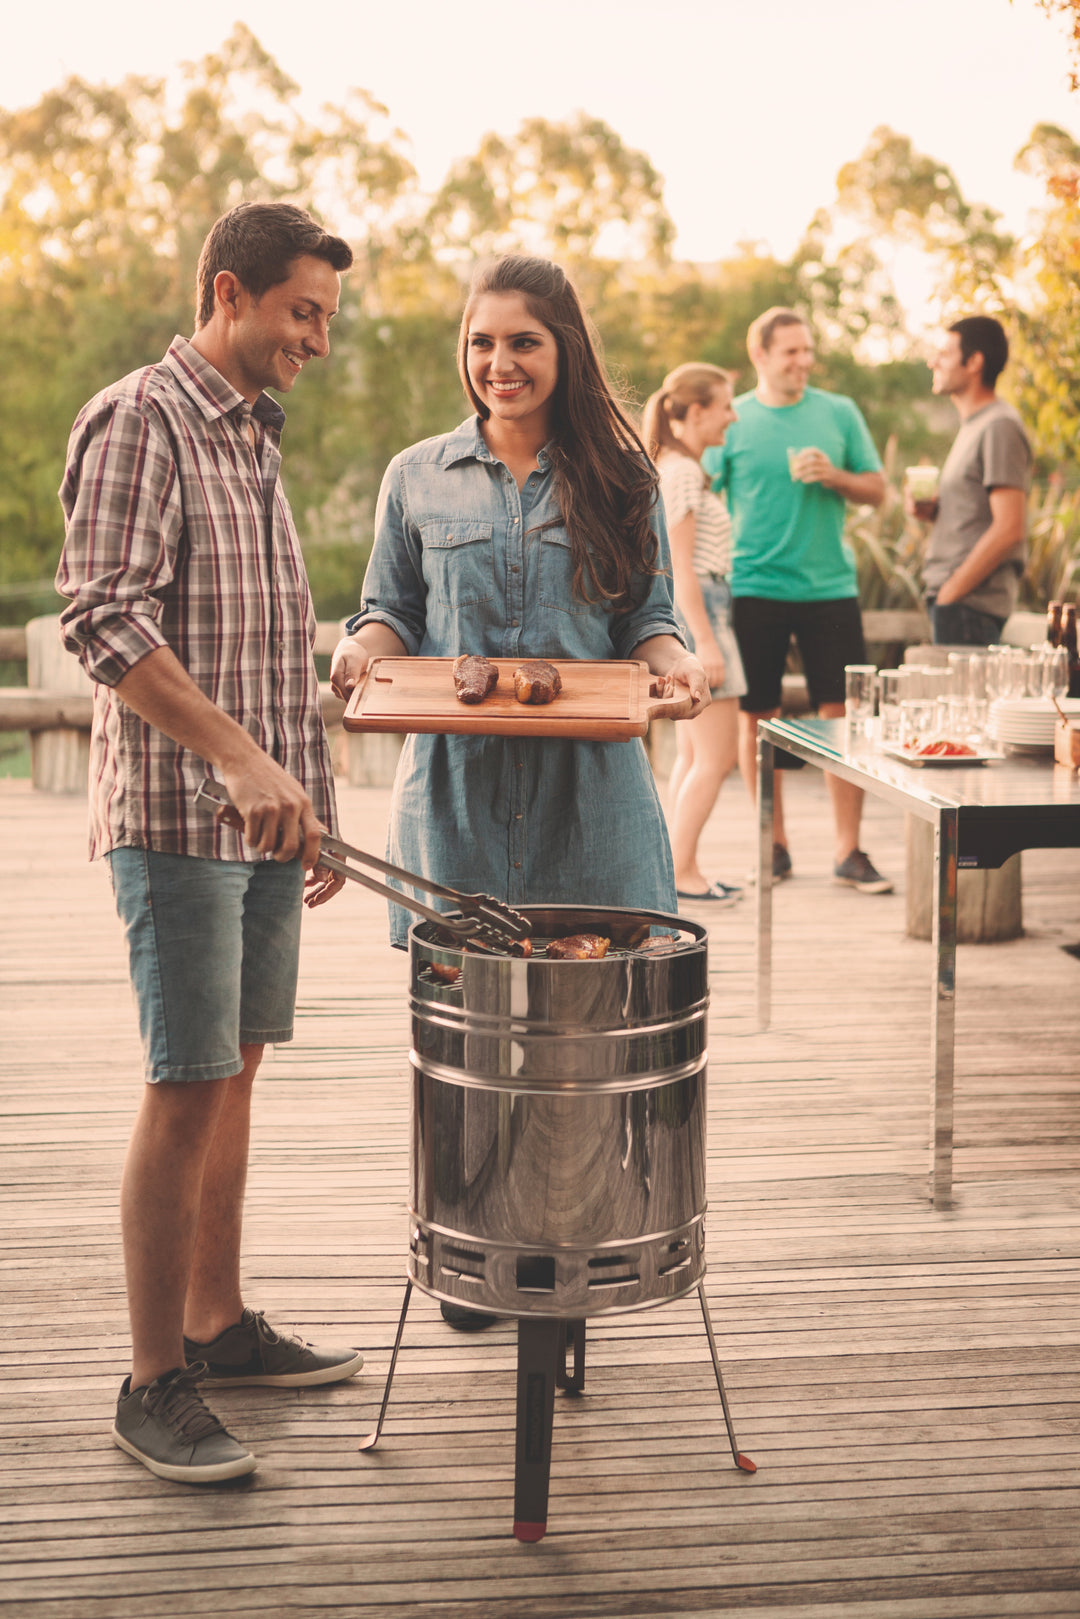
left=56, top=337, right=337, bottom=862
left=656, top=450, right=732, bottom=579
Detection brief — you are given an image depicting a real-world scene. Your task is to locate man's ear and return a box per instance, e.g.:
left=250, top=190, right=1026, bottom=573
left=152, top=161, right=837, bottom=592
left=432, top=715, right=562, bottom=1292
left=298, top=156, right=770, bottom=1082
left=214, top=270, right=245, bottom=323
left=967, top=349, right=986, bottom=382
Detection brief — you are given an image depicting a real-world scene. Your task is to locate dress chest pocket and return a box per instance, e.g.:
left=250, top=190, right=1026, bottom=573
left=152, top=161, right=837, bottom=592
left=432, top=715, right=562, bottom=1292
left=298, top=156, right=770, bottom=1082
left=420, top=520, right=495, bottom=608
left=537, top=530, right=592, bottom=617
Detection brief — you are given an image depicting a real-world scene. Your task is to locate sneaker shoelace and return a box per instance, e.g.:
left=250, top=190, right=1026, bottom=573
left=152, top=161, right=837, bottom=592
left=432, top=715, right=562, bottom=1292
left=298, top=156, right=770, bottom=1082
left=248, top=1309, right=312, bottom=1358
left=145, top=1365, right=224, bottom=1442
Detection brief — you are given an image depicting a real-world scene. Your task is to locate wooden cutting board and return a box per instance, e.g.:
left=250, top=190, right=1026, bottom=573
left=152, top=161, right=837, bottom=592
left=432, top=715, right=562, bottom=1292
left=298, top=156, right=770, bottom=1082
left=342, top=657, right=692, bottom=740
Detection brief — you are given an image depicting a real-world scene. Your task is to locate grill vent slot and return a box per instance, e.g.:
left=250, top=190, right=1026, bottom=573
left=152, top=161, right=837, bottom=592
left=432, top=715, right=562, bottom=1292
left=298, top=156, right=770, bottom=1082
left=515, top=1254, right=557, bottom=1293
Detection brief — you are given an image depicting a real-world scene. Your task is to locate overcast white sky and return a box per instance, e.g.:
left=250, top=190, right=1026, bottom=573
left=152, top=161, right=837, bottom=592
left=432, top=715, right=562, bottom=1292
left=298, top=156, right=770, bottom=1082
left=5, top=0, right=1077, bottom=266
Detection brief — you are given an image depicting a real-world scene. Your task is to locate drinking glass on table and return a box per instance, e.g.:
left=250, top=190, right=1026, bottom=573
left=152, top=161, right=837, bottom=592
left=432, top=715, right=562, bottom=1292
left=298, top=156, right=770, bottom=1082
left=946, top=652, right=973, bottom=728
left=1006, top=646, right=1030, bottom=699
left=878, top=669, right=902, bottom=744
left=986, top=644, right=1015, bottom=701
left=844, top=663, right=877, bottom=741
left=904, top=664, right=934, bottom=701
left=965, top=651, right=990, bottom=739
left=1043, top=645, right=1069, bottom=707
left=900, top=698, right=936, bottom=751
left=937, top=695, right=970, bottom=739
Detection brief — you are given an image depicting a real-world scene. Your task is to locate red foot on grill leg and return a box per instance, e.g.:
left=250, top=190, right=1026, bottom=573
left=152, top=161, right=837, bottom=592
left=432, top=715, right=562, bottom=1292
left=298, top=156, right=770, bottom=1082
left=513, top=1520, right=547, bottom=1542
left=736, top=1453, right=757, bottom=1473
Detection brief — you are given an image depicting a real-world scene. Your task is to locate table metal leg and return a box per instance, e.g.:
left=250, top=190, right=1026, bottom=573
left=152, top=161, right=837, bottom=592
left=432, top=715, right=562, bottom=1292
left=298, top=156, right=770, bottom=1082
left=757, top=733, right=775, bottom=1031
left=512, top=1317, right=560, bottom=1543
left=930, top=810, right=958, bottom=1208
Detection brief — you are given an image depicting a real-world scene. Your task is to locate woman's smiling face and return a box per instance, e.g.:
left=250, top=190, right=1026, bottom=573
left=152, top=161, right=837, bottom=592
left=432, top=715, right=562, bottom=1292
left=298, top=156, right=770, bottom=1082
left=465, top=292, right=560, bottom=435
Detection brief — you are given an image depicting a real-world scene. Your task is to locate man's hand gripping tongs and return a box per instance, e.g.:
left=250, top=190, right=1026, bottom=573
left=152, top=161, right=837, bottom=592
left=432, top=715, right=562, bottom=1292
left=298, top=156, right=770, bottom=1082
left=194, top=778, right=532, bottom=954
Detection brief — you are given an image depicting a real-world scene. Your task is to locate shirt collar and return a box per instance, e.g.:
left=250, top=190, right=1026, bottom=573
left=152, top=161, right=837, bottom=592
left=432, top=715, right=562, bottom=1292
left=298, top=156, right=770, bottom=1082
left=162, top=336, right=286, bottom=433
left=438, top=415, right=553, bottom=472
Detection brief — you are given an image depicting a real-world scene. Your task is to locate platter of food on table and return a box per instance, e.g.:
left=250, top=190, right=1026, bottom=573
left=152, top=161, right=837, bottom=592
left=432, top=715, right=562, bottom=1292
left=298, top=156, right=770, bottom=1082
left=881, top=739, right=1005, bottom=768
left=342, top=656, right=693, bottom=740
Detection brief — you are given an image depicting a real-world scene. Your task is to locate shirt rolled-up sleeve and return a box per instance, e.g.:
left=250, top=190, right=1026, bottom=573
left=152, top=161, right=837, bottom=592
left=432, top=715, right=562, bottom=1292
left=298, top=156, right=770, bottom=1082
left=345, top=456, right=430, bottom=653
left=56, top=401, right=181, bottom=687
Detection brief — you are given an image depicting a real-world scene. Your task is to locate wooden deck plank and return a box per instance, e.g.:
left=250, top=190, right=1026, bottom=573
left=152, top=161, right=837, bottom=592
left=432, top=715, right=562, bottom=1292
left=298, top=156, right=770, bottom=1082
left=2, top=769, right=1080, bottom=1615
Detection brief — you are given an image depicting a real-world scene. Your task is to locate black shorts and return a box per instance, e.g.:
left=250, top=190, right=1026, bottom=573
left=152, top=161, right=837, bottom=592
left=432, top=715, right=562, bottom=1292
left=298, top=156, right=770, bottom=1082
left=731, top=596, right=867, bottom=713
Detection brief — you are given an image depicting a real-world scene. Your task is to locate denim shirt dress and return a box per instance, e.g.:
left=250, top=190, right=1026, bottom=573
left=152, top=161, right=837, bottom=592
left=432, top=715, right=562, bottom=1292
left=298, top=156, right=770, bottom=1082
left=347, top=418, right=684, bottom=945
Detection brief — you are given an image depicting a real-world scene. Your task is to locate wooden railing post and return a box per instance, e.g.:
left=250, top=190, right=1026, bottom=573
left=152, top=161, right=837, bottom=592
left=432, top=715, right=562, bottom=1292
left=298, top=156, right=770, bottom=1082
left=26, top=617, right=92, bottom=793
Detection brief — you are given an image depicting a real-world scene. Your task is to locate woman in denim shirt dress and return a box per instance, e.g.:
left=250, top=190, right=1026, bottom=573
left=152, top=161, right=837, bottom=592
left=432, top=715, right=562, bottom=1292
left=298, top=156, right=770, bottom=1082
left=331, top=255, right=709, bottom=948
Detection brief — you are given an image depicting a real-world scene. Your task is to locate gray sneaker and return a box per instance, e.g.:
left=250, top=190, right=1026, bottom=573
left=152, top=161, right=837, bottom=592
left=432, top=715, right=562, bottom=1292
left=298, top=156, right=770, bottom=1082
left=834, top=849, right=894, bottom=894
left=184, top=1307, right=364, bottom=1388
left=112, top=1363, right=256, bottom=1483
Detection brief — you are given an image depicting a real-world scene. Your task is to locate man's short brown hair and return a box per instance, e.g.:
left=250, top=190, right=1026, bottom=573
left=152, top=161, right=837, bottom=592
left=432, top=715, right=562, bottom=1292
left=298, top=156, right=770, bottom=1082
left=747, top=306, right=808, bottom=359
left=195, top=202, right=353, bottom=328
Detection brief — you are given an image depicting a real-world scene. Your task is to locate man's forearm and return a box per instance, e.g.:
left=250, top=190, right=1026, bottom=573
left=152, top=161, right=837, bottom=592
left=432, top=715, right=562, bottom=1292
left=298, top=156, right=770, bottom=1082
left=114, top=645, right=325, bottom=863
left=936, top=486, right=1026, bottom=604
left=825, top=468, right=886, bottom=507
left=114, top=646, right=263, bottom=772
left=935, top=523, right=1023, bottom=604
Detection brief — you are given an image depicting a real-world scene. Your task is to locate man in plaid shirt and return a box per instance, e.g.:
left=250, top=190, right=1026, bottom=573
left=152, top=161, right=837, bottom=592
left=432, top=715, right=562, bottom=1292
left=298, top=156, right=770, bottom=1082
left=57, top=202, right=365, bottom=1484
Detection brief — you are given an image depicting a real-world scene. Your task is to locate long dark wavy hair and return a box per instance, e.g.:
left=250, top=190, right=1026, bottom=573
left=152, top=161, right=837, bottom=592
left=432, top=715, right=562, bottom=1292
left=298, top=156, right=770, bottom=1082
left=457, top=255, right=661, bottom=612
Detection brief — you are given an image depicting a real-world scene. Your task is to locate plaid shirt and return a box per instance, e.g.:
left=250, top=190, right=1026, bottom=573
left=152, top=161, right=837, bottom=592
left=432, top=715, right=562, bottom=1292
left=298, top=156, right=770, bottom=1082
left=56, top=336, right=338, bottom=861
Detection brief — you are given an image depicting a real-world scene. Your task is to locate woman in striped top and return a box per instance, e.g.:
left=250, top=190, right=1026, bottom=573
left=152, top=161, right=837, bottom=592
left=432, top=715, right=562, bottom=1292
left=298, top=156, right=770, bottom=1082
left=643, top=363, right=747, bottom=903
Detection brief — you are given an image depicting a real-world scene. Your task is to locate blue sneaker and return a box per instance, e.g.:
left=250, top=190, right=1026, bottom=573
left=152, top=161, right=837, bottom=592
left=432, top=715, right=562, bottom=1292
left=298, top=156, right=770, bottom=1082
left=833, top=849, right=893, bottom=894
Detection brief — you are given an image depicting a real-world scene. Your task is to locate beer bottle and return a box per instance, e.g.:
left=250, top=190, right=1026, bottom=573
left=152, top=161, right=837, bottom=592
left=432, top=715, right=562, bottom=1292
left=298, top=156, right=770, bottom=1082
left=1062, top=604, right=1080, bottom=698
left=1046, top=601, right=1064, bottom=648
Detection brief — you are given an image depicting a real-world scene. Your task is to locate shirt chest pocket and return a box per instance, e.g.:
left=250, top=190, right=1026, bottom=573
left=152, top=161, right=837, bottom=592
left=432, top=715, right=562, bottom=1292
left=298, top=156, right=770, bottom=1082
left=537, top=530, right=592, bottom=617
left=420, top=520, right=495, bottom=608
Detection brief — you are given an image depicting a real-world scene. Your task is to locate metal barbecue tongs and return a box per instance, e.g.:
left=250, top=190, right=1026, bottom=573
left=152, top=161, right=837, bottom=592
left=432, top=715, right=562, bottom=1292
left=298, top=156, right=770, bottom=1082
left=193, top=778, right=532, bottom=954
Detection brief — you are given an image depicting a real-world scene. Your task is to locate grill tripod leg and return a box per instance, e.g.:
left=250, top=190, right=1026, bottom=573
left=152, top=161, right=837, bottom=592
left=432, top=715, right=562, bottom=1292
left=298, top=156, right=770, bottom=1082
left=513, top=1317, right=561, bottom=1542
left=358, top=1280, right=412, bottom=1452
left=697, top=1283, right=757, bottom=1473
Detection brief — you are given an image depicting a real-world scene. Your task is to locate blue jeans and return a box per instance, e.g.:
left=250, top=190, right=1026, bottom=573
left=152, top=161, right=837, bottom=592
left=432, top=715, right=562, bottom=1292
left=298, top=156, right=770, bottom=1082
left=107, top=849, right=305, bottom=1083
left=928, top=599, right=1006, bottom=647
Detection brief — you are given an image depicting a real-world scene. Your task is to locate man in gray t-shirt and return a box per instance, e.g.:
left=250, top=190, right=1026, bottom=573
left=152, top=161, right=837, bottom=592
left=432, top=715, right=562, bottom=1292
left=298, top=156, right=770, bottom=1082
left=913, top=317, right=1031, bottom=645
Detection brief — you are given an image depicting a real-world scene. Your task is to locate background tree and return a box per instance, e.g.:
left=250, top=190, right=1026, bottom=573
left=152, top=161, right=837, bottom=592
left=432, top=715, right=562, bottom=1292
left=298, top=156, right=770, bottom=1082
left=0, top=24, right=418, bottom=621
left=3, top=28, right=1079, bottom=636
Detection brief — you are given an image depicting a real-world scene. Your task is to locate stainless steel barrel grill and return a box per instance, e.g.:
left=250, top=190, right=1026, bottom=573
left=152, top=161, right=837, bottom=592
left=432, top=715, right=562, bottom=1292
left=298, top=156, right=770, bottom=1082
left=362, top=904, right=756, bottom=1542
left=192, top=785, right=755, bottom=1541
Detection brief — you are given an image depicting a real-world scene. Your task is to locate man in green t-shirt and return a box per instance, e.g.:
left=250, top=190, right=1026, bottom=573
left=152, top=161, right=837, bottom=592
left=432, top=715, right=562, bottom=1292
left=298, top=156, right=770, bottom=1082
left=703, top=307, right=892, bottom=893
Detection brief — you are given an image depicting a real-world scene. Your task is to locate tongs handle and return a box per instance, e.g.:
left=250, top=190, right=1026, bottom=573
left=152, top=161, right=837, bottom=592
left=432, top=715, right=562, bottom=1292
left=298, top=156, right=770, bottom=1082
left=192, top=779, right=531, bottom=949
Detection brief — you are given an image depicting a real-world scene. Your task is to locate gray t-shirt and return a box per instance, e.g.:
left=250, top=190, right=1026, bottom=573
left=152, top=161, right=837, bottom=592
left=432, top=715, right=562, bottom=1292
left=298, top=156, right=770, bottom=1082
left=924, top=399, right=1031, bottom=620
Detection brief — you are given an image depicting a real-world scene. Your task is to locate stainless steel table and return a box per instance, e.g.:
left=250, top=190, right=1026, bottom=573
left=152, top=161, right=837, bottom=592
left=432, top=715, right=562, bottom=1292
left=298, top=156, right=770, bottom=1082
left=756, top=718, right=1080, bottom=1207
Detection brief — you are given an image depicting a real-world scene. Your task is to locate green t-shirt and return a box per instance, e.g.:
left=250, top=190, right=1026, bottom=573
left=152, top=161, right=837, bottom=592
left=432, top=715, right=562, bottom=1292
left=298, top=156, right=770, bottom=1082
left=702, top=386, right=882, bottom=601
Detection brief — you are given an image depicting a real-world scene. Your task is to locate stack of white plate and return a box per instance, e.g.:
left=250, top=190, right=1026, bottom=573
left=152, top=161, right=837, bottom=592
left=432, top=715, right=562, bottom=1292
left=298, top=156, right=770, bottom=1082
left=989, top=696, right=1080, bottom=751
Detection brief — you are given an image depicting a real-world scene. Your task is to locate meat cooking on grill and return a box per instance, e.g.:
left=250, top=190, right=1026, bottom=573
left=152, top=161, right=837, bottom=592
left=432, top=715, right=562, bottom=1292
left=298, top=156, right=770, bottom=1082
left=513, top=660, right=562, bottom=705
left=636, top=934, right=679, bottom=955
left=546, top=933, right=610, bottom=959
left=452, top=654, right=499, bottom=704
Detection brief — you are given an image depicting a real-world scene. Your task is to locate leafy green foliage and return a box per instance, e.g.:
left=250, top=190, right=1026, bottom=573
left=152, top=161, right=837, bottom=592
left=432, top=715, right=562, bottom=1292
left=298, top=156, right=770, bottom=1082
left=3, top=29, right=1080, bottom=627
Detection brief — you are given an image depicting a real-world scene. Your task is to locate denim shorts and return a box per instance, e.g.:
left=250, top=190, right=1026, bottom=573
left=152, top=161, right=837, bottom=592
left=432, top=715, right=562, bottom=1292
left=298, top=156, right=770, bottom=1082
left=677, top=575, right=748, bottom=700
left=107, top=848, right=305, bottom=1084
